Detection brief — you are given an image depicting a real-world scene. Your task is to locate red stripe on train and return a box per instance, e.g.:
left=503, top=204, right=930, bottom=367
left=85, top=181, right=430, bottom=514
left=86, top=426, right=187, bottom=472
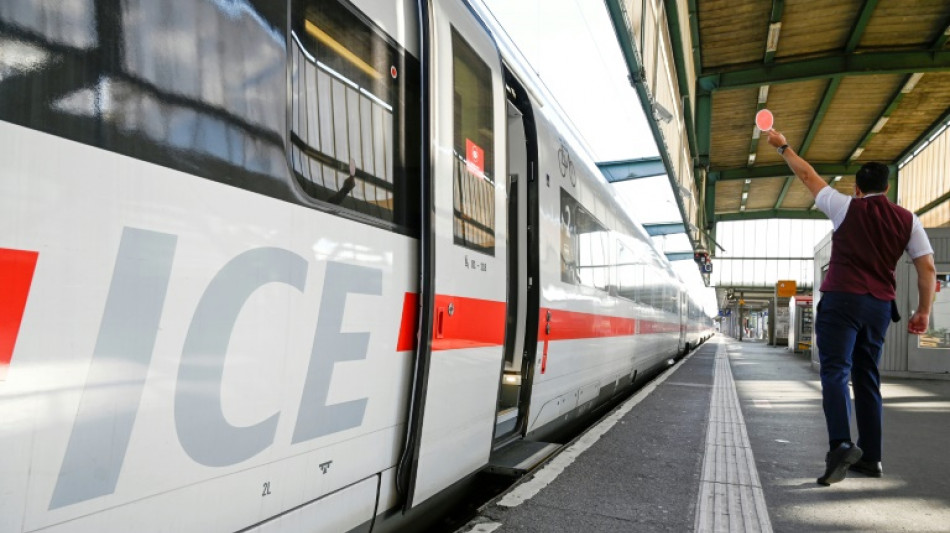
left=1, top=248, right=39, bottom=380
left=395, top=293, right=507, bottom=352
left=431, top=295, right=506, bottom=351
left=396, top=293, right=683, bottom=352
left=538, top=308, right=636, bottom=340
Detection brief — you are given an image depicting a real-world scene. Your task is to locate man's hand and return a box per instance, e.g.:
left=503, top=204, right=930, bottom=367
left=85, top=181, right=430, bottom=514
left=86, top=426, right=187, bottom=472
left=766, top=129, right=787, bottom=149
left=908, top=310, right=930, bottom=335
left=909, top=254, right=936, bottom=335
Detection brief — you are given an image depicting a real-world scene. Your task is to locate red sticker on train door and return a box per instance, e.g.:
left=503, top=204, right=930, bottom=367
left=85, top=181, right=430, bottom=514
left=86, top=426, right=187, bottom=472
left=465, top=139, right=484, bottom=175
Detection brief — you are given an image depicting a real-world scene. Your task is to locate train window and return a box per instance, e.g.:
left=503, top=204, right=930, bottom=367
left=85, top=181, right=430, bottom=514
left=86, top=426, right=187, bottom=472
left=452, top=28, right=495, bottom=255
left=616, top=242, right=644, bottom=303
left=560, top=188, right=608, bottom=291
left=289, top=0, right=420, bottom=231
left=642, top=267, right=664, bottom=310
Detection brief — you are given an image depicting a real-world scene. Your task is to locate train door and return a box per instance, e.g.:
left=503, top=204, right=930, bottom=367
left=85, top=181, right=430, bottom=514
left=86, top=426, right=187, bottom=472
left=402, top=0, right=508, bottom=508
left=495, top=70, right=539, bottom=445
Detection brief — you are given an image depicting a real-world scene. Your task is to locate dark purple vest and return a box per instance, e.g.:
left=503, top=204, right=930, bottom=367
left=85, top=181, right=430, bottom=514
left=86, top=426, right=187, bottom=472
left=820, top=194, right=914, bottom=301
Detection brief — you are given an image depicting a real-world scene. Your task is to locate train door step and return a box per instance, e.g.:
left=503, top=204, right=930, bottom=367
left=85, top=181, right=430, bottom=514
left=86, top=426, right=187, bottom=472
left=486, top=440, right=561, bottom=476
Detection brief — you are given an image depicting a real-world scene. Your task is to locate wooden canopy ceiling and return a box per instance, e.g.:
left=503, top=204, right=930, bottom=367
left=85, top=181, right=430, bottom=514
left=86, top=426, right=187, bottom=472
left=694, top=0, right=950, bottom=224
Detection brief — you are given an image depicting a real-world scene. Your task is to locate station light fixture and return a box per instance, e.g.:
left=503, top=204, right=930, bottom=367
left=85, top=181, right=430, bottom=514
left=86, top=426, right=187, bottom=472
left=747, top=153, right=756, bottom=165
left=871, top=116, right=889, bottom=133
left=765, top=23, right=782, bottom=53
left=652, top=101, right=674, bottom=123
left=832, top=175, right=842, bottom=182
left=901, top=73, right=924, bottom=94
left=757, top=85, right=770, bottom=104
left=851, top=147, right=865, bottom=160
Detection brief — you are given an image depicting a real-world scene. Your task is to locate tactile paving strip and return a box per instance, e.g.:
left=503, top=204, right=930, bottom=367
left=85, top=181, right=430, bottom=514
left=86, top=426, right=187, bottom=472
left=694, top=343, right=773, bottom=533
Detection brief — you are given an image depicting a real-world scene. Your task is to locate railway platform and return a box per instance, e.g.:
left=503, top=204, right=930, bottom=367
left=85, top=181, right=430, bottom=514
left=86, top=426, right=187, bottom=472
left=459, top=335, right=950, bottom=532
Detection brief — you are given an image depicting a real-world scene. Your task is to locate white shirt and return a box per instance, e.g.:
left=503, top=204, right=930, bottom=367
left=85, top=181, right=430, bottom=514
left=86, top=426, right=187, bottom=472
left=815, top=187, right=934, bottom=259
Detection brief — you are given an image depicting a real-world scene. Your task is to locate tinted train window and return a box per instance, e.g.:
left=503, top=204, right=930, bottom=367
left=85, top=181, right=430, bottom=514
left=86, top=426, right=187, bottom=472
left=0, top=1, right=289, bottom=191
left=617, top=242, right=644, bottom=303
left=560, top=189, right=609, bottom=291
left=290, top=0, right=420, bottom=231
left=452, top=28, right=495, bottom=255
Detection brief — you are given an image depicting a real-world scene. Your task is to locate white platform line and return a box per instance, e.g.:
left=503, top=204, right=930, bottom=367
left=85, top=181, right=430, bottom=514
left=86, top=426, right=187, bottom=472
left=695, top=341, right=773, bottom=533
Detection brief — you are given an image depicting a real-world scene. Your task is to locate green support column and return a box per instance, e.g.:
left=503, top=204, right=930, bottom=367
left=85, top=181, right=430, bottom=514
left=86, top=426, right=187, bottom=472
left=705, top=170, right=716, bottom=247
left=888, top=164, right=898, bottom=203
left=696, top=92, right=712, bottom=168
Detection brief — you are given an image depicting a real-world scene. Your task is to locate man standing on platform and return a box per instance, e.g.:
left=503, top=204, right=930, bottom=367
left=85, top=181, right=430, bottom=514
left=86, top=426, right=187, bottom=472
left=767, top=129, right=936, bottom=485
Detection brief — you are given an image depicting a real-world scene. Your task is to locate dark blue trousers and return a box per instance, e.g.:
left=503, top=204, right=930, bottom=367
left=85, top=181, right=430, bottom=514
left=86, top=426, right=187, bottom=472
left=814, top=291, right=892, bottom=462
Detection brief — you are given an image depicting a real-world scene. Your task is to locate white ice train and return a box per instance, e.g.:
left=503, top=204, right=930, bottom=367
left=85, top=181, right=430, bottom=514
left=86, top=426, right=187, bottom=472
left=0, top=0, right=713, bottom=531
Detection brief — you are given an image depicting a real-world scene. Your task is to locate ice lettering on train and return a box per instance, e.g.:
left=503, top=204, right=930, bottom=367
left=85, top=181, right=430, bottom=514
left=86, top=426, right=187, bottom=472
left=50, top=228, right=177, bottom=509
left=175, top=247, right=308, bottom=466
left=51, top=228, right=379, bottom=509
left=292, top=261, right=378, bottom=443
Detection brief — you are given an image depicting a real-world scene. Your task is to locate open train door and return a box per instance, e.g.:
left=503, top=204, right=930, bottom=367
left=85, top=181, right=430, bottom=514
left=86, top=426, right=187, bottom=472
left=400, top=0, right=508, bottom=508
left=493, top=68, right=540, bottom=446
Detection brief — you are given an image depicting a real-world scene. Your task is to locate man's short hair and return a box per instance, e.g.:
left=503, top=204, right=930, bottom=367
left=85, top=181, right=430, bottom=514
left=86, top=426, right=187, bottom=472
left=856, top=162, right=889, bottom=193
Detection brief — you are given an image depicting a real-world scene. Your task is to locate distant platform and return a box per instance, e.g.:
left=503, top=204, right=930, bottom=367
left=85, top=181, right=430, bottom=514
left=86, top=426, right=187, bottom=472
left=460, top=335, right=950, bottom=532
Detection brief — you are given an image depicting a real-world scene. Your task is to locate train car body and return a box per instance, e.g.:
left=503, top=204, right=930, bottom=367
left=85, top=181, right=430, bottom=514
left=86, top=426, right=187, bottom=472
left=0, top=0, right=713, bottom=531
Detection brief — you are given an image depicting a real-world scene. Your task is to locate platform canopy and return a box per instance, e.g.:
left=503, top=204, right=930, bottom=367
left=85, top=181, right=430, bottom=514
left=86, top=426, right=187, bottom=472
left=606, top=0, right=950, bottom=231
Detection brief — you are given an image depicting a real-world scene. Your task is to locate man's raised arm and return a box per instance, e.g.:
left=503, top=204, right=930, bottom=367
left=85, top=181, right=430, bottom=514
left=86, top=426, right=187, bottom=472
left=767, top=129, right=828, bottom=198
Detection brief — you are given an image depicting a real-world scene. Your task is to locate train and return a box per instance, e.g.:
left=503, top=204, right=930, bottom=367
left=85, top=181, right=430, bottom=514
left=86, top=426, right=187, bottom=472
left=0, top=0, right=714, bottom=531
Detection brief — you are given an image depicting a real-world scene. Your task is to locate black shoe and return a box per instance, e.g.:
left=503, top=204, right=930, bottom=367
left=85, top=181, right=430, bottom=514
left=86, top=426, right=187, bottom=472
left=849, top=459, right=883, bottom=477
left=817, top=442, right=863, bottom=486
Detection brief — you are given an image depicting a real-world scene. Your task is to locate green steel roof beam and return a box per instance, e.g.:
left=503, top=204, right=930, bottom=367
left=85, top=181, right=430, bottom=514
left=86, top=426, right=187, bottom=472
left=688, top=0, right=702, bottom=73
left=794, top=2, right=878, bottom=156
left=769, top=0, right=785, bottom=24
left=773, top=176, right=794, bottom=209
left=931, top=21, right=950, bottom=51
left=597, top=157, right=666, bottom=182
left=698, top=50, right=950, bottom=92
left=799, top=77, right=842, bottom=157
left=845, top=0, right=880, bottom=52
left=888, top=168, right=898, bottom=203
left=696, top=92, right=712, bottom=167
left=715, top=209, right=828, bottom=222
left=763, top=0, right=784, bottom=64
left=715, top=163, right=863, bottom=180
left=752, top=2, right=784, bottom=166
left=796, top=2, right=877, bottom=158
left=847, top=73, right=917, bottom=162
left=915, top=190, right=950, bottom=217
left=705, top=173, right=716, bottom=243
left=739, top=178, right=752, bottom=212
